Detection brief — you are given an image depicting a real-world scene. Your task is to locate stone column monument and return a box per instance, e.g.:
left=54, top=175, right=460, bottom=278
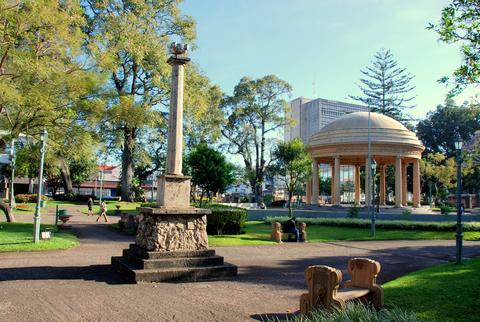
left=112, top=43, right=237, bottom=283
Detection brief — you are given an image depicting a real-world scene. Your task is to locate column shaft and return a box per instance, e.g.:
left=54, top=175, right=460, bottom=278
left=312, top=160, right=319, bottom=205
left=354, top=164, right=360, bottom=204
left=413, top=159, right=421, bottom=207
left=402, top=163, right=408, bottom=206
left=166, top=62, right=186, bottom=175
left=395, top=157, right=403, bottom=207
left=333, top=157, right=341, bottom=206
left=306, top=180, right=312, bottom=204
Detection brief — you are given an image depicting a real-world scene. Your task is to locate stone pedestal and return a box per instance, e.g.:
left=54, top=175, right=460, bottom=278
left=135, top=207, right=209, bottom=251
left=112, top=207, right=238, bottom=283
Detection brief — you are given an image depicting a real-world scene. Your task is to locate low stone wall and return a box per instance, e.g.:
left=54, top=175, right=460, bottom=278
left=135, top=207, right=210, bottom=251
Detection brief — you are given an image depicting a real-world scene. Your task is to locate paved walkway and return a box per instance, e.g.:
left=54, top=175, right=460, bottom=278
left=1, top=207, right=480, bottom=321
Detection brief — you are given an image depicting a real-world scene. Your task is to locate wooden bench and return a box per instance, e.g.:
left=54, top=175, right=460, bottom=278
left=271, top=221, right=307, bottom=243
left=299, top=258, right=383, bottom=314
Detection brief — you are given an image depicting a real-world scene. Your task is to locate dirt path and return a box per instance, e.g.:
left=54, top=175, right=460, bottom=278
left=1, top=208, right=480, bottom=321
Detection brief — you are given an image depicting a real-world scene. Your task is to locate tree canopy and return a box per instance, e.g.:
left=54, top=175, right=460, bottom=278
left=429, top=0, right=480, bottom=95
left=186, top=144, right=235, bottom=206
left=349, top=48, right=415, bottom=123
left=271, top=138, right=311, bottom=216
left=221, top=75, right=292, bottom=202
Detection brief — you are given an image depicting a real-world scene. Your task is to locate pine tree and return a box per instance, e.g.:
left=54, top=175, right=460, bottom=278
left=349, top=49, right=415, bottom=122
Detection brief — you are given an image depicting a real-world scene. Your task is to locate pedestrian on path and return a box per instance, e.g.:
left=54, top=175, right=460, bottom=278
left=96, top=201, right=109, bottom=223
left=87, top=198, right=94, bottom=216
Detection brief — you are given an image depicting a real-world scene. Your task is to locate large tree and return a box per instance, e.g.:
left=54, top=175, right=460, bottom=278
left=429, top=0, right=480, bottom=95
left=416, top=99, right=480, bottom=157
left=186, top=144, right=235, bottom=206
left=0, top=0, right=100, bottom=221
left=349, top=48, right=415, bottom=122
left=221, top=75, right=292, bottom=202
left=271, top=138, right=312, bottom=217
left=83, top=0, right=195, bottom=201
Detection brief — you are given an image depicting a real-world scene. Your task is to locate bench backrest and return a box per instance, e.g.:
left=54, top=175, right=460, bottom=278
left=304, top=265, right=342, bottom=308
left=347, top=258, right=381, bottom=289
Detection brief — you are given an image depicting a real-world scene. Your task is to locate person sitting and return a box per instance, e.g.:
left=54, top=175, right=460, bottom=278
left=283, top=217, right=300, bottom=242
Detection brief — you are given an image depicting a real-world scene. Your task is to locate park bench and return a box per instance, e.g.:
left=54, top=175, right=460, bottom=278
left=299, top=258, right=384, bottom=314
left=271, top=221, right=307, bottom=243
left=118, top=212, right=139, bottom=231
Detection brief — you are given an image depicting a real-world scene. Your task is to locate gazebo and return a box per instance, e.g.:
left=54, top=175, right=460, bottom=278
left=306, top=112, right=425, bottom=208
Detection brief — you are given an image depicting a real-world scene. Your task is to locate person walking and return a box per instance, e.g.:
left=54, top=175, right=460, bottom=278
left=96, top=201, right=109, bottom=223
left=87, top=198, right=94, bottom=216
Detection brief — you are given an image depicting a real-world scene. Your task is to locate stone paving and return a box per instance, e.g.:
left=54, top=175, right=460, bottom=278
left=1, top=206, right=480, bottom=321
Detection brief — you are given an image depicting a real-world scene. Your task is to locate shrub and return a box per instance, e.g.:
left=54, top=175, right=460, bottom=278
left=53, top=194, right=96, bottom=202
left=15, top=194, right=48, bottom=203
left=290, top=302, right=422, bottom=322
left=264, top=216, right=480, bottom=232
left=347, top=203, right=360, bottom=218
left=263, top=194, right=274, bottom=206
left=207, top=208, right=247, bottom=235
left=401, top=209, right=412, bottom=220
left=440, top=204, right=455, bottom=215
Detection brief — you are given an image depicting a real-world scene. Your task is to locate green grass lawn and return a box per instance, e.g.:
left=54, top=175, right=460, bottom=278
left=384, top=258, right=480, bottom=322
left=81, top=201, right=142, bottom=216
left=208, top=222, right=480, bottom=247
left=0, top=222, right=78, bottom=252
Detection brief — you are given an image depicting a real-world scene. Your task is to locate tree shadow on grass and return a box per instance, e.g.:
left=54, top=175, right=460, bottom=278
left=0, top=264, right=123, bottom=285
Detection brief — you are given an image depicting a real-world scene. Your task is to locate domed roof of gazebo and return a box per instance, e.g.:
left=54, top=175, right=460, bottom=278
left=308, top=112, right=423, bottom=148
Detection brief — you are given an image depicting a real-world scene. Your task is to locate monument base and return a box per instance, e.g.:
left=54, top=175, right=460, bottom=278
left=111, top=207, right=238, bottom=283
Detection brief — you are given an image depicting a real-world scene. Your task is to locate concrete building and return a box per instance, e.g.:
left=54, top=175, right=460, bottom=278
left=285, top=97, right=369, bottom=144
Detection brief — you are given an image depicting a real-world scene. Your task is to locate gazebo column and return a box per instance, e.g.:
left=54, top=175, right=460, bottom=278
left=312, top=160, right=319, bottom=206
left=413, top=159, right=421, bottom=208
left=330, top=164, right=334, bottom=204
left=365, top=158, right=371, bottom=207
left=354, top=164, right=360, bottom=204
left=402, top=163, right=408, bottom=206
left=333, top=156, right=341, bottom=206
left=306, top=180, right=312, bottom=204
left=379, top=164, right=386, bottom=206
left=395, top=156, right=403, bottom=207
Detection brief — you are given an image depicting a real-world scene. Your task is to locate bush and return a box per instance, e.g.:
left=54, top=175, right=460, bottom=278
left=264, top=216, right=480, bottom=232
left=263, top=194, right=274, bottom=206
left=15, top=194, right=48, bottom=203
left=291, top=302, right=422, bottom=322
left=401, top=209, right=412, bottom=220
left=348, top=203, right=360, bottom=218
left=440, top=204, right=455, bottom=215
left=53, top=194, right=96, bottom=202
left=207, top=208, right=247, bottom=235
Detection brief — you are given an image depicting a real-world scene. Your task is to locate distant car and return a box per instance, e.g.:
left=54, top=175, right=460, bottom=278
left=270, top=200, right=287, bottom=208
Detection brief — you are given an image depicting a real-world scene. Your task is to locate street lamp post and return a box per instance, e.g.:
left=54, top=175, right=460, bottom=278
left=9, top=139, right=16, bottom=209
left=454, top=136, right=463, bottom=264
left=99, top=170, right=104, bottom=204
left=33, top=129, right=48, bottom=243
left=371, top=159, right=377, bottom=237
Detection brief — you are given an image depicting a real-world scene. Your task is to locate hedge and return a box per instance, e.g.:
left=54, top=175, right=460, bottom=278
left=207, top=208, right=247, bottom=235
left=264, top=216, right=480, bottom=232
left=15, top=194, right=48, bottom=203
left=52, top=194, right=96, bottom=202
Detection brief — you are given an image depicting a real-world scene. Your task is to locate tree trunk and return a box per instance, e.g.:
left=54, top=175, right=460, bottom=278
left=288, top=192, right=293, bottom=218
left=59, top=158, right=74, bottom=194
left=121, top=126, right=135, bottom=201
left=0, top=199, right=15, bottom=222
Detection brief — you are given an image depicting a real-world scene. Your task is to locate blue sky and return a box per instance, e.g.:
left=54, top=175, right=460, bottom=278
left=180, top=0, right=477, bottom=120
